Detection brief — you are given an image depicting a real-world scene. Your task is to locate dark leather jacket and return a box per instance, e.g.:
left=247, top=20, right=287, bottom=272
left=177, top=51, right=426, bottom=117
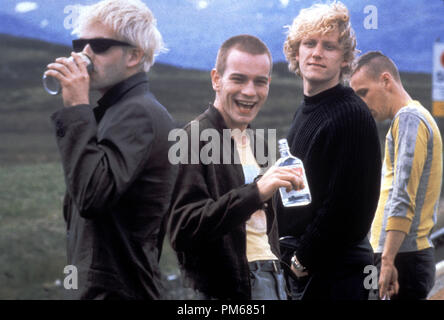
left=167, top=105, right=280, bottom=300
left=51, top=72, right=178, bottom=299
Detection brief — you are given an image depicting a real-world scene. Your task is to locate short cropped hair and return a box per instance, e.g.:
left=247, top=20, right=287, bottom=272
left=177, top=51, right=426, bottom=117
left=351, top=51, right=401, bottom=83
left=283, top=1, right=357, bottom=81
left=72, top=0, right=166, bottom=72
left=215, top=34, right=272, bottom=76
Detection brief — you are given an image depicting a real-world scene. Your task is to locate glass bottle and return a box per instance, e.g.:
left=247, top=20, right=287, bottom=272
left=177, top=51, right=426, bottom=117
left=276, top=138, right=311, bottom=207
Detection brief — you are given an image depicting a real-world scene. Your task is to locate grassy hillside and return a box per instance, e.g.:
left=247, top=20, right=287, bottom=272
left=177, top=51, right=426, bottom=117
left=0, top=163, right=65, bottom=299
left=0, top=33, right=442, bottom=299
left=0, top=33, right=304, bottom=166
left=1, top=33, right=439, bottom=165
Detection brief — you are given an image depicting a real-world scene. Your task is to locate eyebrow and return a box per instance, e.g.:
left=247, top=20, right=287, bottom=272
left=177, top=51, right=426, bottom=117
left=302, top=38, right=340, bottom=46
left=229, top=73, right=269, bottom=81
left=255, top=76, right=269, bottom=82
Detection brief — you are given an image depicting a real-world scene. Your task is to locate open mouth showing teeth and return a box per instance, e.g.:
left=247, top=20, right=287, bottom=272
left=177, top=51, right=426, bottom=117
left=235, top=100, right=256, bottom=110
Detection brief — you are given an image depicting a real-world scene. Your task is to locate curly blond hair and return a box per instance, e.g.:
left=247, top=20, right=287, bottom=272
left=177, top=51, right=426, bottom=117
left=283, top=1, right=358, bottom=82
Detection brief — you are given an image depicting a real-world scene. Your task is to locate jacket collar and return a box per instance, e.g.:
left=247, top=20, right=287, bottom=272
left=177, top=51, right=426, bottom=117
left=203, top=104, right=253, bottom=133
left=203, top=104, right=269, bottom=168
left=94, top=72, right=149, bottom=122
left=203, top=104, right=230, bottom=133
left=97, top=72, right=149, bottom=107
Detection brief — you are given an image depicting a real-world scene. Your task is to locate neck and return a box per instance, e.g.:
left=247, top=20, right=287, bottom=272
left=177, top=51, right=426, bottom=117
left=303, top=78, right=340, bottom=97
left=390, top=87, right=412, bottom=119
left=98, top=68, right=142, bottom=96
left=213, top=99, right=247, bottom=131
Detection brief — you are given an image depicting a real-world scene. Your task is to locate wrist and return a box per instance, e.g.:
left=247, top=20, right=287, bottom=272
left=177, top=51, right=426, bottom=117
left=291, top=254, right=306, bottom=272
left=65, top=99, right=90, bottom=108
left=381, top=254, right=395, bottom=265
left=255, top=179, right=268, bottom=203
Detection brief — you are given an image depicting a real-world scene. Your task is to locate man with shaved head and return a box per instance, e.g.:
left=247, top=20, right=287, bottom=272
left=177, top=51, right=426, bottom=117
left=351, top=51, right=443, bottom=300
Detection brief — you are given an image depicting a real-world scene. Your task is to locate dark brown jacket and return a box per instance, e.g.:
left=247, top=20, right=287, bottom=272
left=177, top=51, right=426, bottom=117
left=51, top=72, right=177, bottom=299
left=167, top=105, right=280, bottom=300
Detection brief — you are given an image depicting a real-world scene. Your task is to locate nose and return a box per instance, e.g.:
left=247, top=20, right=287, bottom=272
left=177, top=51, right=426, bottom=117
left=312, top=43, right=323, bottom=59
left=82, top=44, right=93, bottom=56
left=241, top=80, right=256, bottom=97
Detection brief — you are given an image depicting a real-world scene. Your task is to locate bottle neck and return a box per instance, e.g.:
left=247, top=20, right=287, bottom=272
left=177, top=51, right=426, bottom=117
left=279, top=148, right=290, bottom=158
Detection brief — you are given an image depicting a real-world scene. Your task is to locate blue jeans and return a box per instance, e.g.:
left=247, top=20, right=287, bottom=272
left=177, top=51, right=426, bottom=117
left=248, top=260, right=288, bottom=300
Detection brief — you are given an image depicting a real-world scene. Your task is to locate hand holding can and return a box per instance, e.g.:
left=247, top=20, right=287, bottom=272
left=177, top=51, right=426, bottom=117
left=43, top=53, right=93, bottom=95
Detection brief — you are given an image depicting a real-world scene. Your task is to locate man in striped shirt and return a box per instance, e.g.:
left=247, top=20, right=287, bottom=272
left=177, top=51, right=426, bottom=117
left=351, top=51, right=443, bottom=300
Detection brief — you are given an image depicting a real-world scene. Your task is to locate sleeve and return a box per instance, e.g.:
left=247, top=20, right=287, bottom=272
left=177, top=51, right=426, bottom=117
left=51, top=103, right=154, bottom=219
left=166, top=128, right=264, bottom=252
left=385, top=113, right=429, bottom=233
left=295, top=111, right=382, bottom=270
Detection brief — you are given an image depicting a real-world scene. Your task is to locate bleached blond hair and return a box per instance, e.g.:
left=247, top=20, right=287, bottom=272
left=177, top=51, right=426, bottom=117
left=72, top=0, right=166, bottom=72
left=283, top=1, right=358, bottom=82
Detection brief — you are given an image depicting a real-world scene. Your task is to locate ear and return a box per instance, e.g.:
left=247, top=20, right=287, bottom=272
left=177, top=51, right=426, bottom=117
left=210, top=68, right=221, bottom=92
left=380, top=72, right=392, bottom=89
left=126, top=47, right=145, bottom=68
left=295, top=50, right=300, bottom=64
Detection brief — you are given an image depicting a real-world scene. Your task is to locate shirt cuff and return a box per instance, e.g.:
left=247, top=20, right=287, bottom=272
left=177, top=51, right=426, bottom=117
left=386, top=216, right=411, bottom=234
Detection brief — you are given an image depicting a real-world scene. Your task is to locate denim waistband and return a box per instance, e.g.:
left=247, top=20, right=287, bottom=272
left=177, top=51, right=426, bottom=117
left=248, top=260, right=281, bottom=273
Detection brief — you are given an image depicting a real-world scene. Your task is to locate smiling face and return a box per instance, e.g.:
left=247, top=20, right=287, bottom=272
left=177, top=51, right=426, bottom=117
left=350, top=67, right=391, bottom=122
left=297, top=29, right=348, bottom=96
left=211, top=48, right=271, bottom=131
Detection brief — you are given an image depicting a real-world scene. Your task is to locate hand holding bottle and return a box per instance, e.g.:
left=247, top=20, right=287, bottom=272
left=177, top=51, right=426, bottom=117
left=275, top=139, right=311, bottom=207
left=256, top=166, right=304, bottom=203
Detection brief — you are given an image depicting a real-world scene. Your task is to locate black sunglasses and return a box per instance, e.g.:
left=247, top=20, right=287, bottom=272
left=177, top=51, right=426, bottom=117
left=72, top=38, right=132, bottom=54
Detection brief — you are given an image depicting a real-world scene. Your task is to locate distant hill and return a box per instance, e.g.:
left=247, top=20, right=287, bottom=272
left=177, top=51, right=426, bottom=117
left=0, top=33, right=439, bottom=165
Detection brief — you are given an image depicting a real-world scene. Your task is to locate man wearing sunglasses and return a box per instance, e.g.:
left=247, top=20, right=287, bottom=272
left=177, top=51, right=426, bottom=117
left=46, top=0, right=177, bottom=299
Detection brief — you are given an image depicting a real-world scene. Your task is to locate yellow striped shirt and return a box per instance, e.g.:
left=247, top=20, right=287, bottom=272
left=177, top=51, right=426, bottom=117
left=371, top=101, right=443, bottom=253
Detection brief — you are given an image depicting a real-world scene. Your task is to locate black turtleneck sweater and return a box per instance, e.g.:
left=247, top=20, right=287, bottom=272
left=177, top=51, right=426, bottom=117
left=277, top=84, right=382, bottom=271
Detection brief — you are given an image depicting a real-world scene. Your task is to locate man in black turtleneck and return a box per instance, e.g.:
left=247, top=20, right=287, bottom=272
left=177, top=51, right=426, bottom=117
left=276, top=2, right=382, bottom=300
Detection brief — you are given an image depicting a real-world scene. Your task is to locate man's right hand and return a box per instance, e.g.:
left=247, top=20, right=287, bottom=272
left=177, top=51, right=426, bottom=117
left=256, top=166, right=304, bottom=202
left=378, top=260, right=399, bottom=299
left=45, top=52, right=90, bottom=107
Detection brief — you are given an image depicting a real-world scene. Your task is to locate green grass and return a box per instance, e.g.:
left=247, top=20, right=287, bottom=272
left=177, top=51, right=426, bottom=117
left=0, top=162, right=66, bottom=299
left=0, top=161, right=183, bottom=299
